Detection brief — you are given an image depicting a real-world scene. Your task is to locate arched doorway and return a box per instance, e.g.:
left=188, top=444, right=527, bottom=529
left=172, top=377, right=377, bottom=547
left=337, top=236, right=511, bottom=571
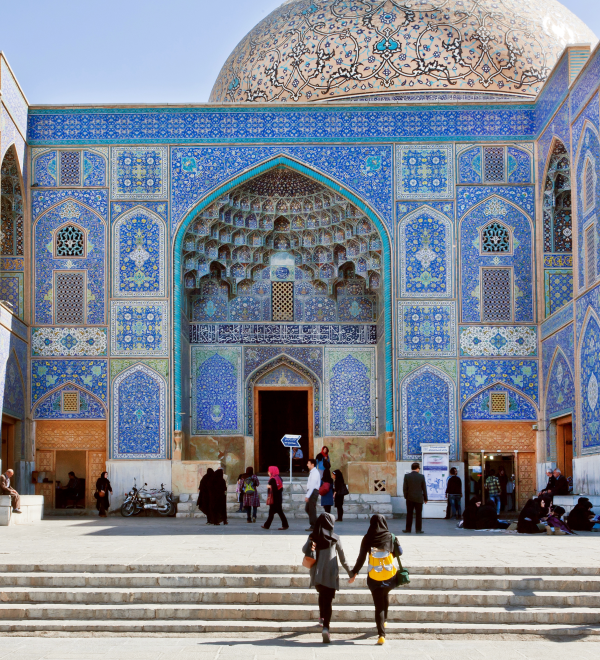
left=174, top=159, right=392, bottom=475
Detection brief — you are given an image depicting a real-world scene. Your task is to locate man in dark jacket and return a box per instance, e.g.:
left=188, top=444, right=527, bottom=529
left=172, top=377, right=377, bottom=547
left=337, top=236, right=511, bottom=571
left=403, top=462, right=428, bottom=534
left=550, top=469, right=569, bottom=497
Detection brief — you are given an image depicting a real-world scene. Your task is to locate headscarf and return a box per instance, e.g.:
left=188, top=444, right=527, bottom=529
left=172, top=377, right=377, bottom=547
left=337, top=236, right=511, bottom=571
left=362, top=514, right=393, bottom=553
left=246, top=466, right=254, bottom=477
left=199, top=468, right=214, bottom=491
left=332, top=469, right=345, bottom=491
left=311, top=512, right=339, bottom=550
left=321, top=446, right=329, bottom=457
left=322, top=468, right=333, bottom=484
left=269, top=465, right=283, bottom=490
left=552, top=506, right=566, bottom=518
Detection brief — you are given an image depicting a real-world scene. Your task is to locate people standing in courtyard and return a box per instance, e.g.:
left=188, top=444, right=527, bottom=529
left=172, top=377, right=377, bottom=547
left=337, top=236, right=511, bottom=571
left=506, top=475, right=516, bottom=511
left=403, top=462, right=427, bottom=534
left=235, top=473, right=245, bottom=513
left=243, top=466, right=260, bottom=523
left=94, top=471, right=112, bottom=518
left=320, top=468, right=334, bottom=513
left=349, top=514, right=403, bottom=645
left=262, top=466, right=288, bottom=530
left=305, top=458, right=320, bottom=531
left=198, top=468, right=214, bottom=524
left=498, top=467, right=508, bottom=512
left=210, top=468, right=228, bottom=525
left=0, top=469, right=21, bottom=514
left=316, top=446, right=331, bottom=478
left=445, top=467, right=462, bottom=520
left=302, top=512, right=352, bottom=644
left=332, top=469, right=348, bottom=522
left=485, top=469, right=501, bottom=515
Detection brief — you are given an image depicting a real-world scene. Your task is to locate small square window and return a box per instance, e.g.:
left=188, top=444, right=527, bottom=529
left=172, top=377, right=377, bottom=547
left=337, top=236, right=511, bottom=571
left=484, top=147, right=505, bottom=183
left=60, top=151, right=81, bottom=186
left=272, top=281, right=294, bottom=321
left=489, top=391, right=508, bottom=414
left=62, top=391, right=80, bottom=413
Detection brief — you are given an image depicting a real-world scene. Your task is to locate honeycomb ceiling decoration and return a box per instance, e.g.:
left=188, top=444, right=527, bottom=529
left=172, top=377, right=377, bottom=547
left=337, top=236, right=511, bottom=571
left=210, top=0, right=597, bottom=104
left=182, top=169, right=382, bottom=294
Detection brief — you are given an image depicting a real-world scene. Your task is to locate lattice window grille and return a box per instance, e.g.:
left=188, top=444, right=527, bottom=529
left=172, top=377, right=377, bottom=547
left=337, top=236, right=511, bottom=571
left=373, top=479, right=386, bottom=492
left=481, top=268, right=512, bottom=322
left=489, top=391, right=509, bottom=414
left=585, top=159, right=595, bottom=213
left=55, top=271, right=86, bottom=325
left=59, top=151, right=81, bottom=186
left=55, top=224, right=85, bottom=258
left=481, top=222, right=511, bottom=254
left=484, top=147, right=505, bottom=183
left=586, top=224, right=596, bottom=287
left=61, top=391, right=80, bottom=413
left=272, top=281, right=294, bottom=321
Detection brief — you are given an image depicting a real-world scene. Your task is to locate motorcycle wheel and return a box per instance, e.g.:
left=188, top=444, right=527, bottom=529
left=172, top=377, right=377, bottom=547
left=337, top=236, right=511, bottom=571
left=157, top=502, right=175, bottom=517
left=121, top=501, right=136, bottom=517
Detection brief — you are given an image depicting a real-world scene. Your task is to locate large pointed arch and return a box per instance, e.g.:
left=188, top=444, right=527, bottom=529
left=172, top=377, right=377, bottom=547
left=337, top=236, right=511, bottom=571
left=173, top=155, right=393, bottom=433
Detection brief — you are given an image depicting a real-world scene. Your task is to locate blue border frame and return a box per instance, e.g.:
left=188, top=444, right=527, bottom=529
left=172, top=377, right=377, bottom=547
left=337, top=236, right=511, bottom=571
left=172, top=155, right=394, bottom=434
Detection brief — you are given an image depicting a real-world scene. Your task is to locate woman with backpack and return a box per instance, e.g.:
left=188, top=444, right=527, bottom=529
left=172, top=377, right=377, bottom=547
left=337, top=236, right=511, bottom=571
left=302, top=512, right=352, bottom=644
left=261, top=466, right=289, bottom=530
left=242, top=466, right=260, bottom=523
left=320, top=468, right=334, bottom=513
left=332, top=469, right=348, bottom=522
left=348, top=514, right=404, bottom=645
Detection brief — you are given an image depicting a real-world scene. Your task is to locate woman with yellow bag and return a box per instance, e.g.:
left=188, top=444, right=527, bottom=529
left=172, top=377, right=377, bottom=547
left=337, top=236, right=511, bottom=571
left=348, top=514, right=408, bottom=645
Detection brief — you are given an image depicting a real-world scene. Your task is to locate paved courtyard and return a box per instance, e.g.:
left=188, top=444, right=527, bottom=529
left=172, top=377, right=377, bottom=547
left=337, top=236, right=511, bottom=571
left=3, top=515, right=600, bottom=569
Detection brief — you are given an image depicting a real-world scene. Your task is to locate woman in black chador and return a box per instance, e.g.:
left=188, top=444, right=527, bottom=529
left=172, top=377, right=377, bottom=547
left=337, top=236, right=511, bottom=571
left=197, top=468, right=214, bottom=524
left=209, top=468, right=228, bottom=526
left=95, top=471, right=112, bottom=518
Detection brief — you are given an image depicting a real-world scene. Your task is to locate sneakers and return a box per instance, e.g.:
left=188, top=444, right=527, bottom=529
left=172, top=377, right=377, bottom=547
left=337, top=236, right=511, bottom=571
left=377, top=636, right=386, bottom=645
left=322, top=627, right=331, bottom=643
left=12, top=509, right=22, bottom=514
left=318, top=617, right=324, bottom=627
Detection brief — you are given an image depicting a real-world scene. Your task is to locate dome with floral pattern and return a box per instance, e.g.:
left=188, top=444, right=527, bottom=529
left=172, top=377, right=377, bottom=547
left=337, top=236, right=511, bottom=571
left=210, top=0, right=597, bottom=103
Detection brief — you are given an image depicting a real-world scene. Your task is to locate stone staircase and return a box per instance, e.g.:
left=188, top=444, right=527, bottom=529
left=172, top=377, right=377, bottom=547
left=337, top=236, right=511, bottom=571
left=0, top=563, right=599, bottom=635
left=175, top=478, right=392, bottom=520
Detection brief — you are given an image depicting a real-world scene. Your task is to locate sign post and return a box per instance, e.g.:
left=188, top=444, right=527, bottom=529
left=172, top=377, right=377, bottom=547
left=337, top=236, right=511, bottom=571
left=281, top=435, right=302, bottom=485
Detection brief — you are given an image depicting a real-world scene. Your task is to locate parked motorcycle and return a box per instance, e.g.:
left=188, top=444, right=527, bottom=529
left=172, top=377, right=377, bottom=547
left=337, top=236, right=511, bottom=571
left=120, top=479, right=175, bottom=517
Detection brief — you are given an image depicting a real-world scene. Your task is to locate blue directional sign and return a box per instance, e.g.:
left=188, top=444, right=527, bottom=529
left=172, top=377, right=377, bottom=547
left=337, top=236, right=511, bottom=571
left=281, top=434, right=302, bottom=448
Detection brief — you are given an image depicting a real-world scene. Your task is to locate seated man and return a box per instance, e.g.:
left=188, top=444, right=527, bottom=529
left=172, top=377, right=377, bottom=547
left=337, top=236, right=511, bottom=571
left=539, top=469, right=556, bottom=495
left=0, top=469, right=22, bottom=513
left=60, top=471, right=80, bottom=501
left=550, top=469, right=569, bottom=497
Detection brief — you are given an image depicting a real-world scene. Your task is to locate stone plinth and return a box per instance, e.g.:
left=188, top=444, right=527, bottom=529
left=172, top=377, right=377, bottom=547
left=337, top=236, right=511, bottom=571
left=0, top=494, right=44, bottom=526
left=171, top=461, right=222, bottom=496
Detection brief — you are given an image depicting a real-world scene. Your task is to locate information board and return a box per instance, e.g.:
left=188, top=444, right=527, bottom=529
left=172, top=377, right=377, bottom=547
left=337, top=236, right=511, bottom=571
left=420, top=443, right=450, bottom=501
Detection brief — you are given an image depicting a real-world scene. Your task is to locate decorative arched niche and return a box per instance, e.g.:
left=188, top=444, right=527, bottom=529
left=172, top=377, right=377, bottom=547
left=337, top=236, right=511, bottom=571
left=579, top=311, right=600, bottom=454
left=461, top=382, right=537, bottom=421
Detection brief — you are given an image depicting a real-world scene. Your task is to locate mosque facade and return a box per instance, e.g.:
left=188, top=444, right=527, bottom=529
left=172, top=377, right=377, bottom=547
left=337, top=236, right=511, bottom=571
left=1, top=0, right=600, bottom=509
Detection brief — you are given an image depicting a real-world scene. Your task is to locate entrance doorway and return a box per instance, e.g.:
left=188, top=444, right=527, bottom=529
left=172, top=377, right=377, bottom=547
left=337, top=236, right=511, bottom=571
left=256, top=389, right=311, bottom=473
left=465, top=451, right=517, bottom=513
left=554, top=415, right=573, bottom=479
left=1, top=419, right=15, bottom=473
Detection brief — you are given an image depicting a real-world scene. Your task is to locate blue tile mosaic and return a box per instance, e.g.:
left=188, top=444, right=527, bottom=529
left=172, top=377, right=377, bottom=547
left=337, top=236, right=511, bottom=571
left=459, top=359, right=538, bottom=406
left=398, top=301, right=456, bottom=357
left=112, top=363, right=167, bottom=459
left=576, top=283, right=600, bottom=341
left=34, top=199, right=105, bottom=325
left=304, top=296, right=336, bottom=323
left=460, top=196, right=533, bottom=323
left=32, top=189, right=108, bottom=221
left=399, top=206, right=453, bottom=298
left=545, top=350, right=576, bottom=420
left=507, top=147, right=533, bottom=184
left=31, top=327, right=107, bottom=357
left=537, top=100, right=570, bottom=189
left=33, top=383, right=106, bottom=420
left=572, top=93, right=599, bottom=162
left=542, top=323, right=575, bottom=383
left=579, top=313, right=600, bottom=453
left=542, top=302, right=574, bottom=340
left=256, top=365, right=309, bottom=386
left=111, top=147, right=168, bottom=200
left=2, top=350, right=24, bottom=420
left=33, top=150, right=57, bottom=187
left=576, top=125, right=600, bottom=289
left=396, top=145, right=454, bottom=200
left=113, top=207, right=166, bottom=297
left=110, top=301, right=169, bottom=357
left=545, top=269, right=573, bottom=317
left=191, top=347, right=242, bottom=435
left=401, top=364, right=457, bottom=460
left=458, top=147, right=482, bottom=184
left=0, top=274, right=23, bottom=319
left=457, top=186, right=535, bottom=218
left=570, top=48, right=600, bottom=120
left=31, top=359, right=108, bottom=406
left=244, top=346, right=323, bottom=382
left=325, top=348, right=375, bottom=437
left=462, top=383, right=537, bottom=421
left=83, top=150, right=107, bottom=187
left=459, top=326, right=537, bottom=357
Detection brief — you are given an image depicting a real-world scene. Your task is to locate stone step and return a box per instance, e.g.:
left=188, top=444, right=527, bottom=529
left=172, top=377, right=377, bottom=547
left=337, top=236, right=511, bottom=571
left=1, top=619, right=599, bottom=636
left=1, top=602, right=599, bottom=624
left=2, top=572, right=600, bottom=591
left=1, top=586, right=598, bottom=608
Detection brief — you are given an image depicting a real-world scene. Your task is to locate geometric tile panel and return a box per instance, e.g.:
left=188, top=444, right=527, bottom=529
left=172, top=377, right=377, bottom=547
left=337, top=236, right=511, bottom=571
left=580, top=314, right=600, bottom=453
left=255, top=365, right=309, bottom=386
left=459, top=326, right=537, bottom=357
left=398, top=301, right=456, bottom=357
left=83, top=150, right=107, bottom=187
left=191, top=347, right=242, bottom=435
left=31, top=327, right=108, bottom=357
left=111, top=147, right=168, bottom=200
left=400, top=364, right=457, bottom=460
left=544, top=269, right=573, bottom=317
left=113, top=206, right=166, bottom=297
left=399, top=206, right=453, bottom=298
left=110, top=301, right=169, bottom=357
left=31, top=359, right=108, bottom=407
left=459, top=359, right=538, bottom=407
left=324, top=347, right=375, bottom=437
left=396, top=144, right=454, bottom=200
left=112, top=363, right=167, bottom=459
left=0, top=273, right=23, bottom=319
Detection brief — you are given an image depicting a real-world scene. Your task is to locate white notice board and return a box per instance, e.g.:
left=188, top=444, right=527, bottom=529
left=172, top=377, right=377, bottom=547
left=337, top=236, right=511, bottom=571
left=420, top=443, right=450, bottom=501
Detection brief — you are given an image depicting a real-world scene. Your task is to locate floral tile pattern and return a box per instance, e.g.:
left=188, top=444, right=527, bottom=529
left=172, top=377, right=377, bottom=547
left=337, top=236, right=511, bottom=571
left=33, top=383, right=106, bottom=420
left=398, top=301, right=456, bottom=357
left=462, top=383, right=537, bottom=421
left=32, top=327, right=107, bottom=357
left=111, top=147, right=168, bottom=200
left=459, top=359, right=538, bottom=405
left=459, top=326, right=537, bottom=357
left=110, top=301, right=169, bottom=357
left=31, top=359, right=108, bottom=406
left=396, top=145, right=454, bottom=200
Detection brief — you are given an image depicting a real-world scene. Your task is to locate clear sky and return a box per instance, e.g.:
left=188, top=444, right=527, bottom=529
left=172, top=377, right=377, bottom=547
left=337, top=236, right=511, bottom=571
left=1, top=0, right=599, bottom=105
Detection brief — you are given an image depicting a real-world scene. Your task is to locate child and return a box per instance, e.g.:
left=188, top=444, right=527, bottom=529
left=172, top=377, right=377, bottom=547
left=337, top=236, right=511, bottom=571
left=546, top=505, right=575, bottom=535
left=235, top=473, right=245, bottom=513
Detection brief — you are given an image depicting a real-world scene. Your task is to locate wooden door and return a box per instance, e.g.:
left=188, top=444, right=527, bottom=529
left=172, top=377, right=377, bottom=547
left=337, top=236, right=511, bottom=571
left=35, top=450, right=55, bottom=510
left=87, top=451, right=106, bottom=509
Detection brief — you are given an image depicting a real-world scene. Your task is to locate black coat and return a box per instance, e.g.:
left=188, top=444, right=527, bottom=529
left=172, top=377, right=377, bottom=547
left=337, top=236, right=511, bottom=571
left=567, top=505, right=594, bottom=531
left=95, top=477, right=111, bottom=512
left=551, top=476, right=569, bottom=496
left=403, top=471, right=428, bottom=504
left=517, top=500, right=544, bottom=534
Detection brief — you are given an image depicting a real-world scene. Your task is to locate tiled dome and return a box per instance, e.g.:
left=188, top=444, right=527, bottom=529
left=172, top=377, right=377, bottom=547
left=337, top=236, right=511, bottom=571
left=210, top=0, right=597, bottom=104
